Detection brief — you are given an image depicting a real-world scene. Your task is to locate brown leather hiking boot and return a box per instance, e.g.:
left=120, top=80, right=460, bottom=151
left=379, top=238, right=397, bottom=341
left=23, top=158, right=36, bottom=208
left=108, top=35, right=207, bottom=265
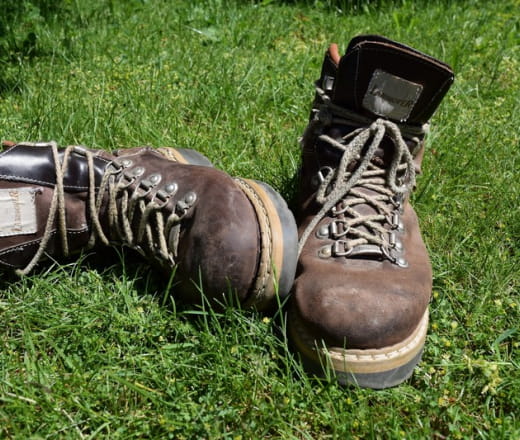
left=0, top=141, right=297, bottom=310
left=288, top=35, right=454, bottom=388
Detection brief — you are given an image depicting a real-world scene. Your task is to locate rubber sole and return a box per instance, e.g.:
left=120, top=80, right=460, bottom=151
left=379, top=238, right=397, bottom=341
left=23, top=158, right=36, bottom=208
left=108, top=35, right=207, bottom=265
left=234, top=178, right=298, bottom=311
left=288, top=307, right=429, bottom=389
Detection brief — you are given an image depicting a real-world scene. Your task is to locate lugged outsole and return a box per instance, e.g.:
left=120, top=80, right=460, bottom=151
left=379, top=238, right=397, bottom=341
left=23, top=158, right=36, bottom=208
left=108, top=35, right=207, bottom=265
left=288, top=308, right=429, bottom=389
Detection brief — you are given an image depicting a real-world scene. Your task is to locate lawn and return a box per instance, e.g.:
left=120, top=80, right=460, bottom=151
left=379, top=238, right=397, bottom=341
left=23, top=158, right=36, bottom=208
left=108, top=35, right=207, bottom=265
left=0, top=0, right=518, bottom=438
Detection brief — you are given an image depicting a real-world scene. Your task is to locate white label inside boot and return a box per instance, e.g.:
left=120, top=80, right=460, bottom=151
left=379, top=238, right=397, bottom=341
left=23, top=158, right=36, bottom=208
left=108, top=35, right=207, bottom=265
left=362, top=69, right=423, bottom=122
left=0, top=188, right=39, bottom=237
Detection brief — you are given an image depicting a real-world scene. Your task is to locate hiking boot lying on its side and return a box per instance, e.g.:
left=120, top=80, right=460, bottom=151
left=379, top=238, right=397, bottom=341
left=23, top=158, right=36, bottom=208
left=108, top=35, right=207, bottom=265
left=0, top=141, right=298, bottom=310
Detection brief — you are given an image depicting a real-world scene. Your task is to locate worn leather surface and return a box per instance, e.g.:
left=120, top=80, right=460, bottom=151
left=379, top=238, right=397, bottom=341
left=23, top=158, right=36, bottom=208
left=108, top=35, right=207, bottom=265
left=0, top=144, right=111, bottom=268
left=333, top=35, right=454, bottom=125
left=111, top=148, right=261, bottom=304
left=0, top=144, right=262, bottom=304
left=294, top=202, right=432, bottom=348
left=0, top=143, right=110, bottom=190
left=292, top=35, right=454, bottom=349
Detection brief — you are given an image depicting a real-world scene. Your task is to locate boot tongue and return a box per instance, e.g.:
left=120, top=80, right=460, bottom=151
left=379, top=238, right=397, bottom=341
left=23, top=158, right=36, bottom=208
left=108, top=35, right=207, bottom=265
left=331, top=35, right=454, bottom=125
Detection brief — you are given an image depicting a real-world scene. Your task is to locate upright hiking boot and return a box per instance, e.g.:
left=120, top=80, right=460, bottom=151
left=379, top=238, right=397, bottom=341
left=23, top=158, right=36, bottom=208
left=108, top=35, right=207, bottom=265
left=288, top=35, right=454, bottom=388
left=0, top=141, right=297, bottom=310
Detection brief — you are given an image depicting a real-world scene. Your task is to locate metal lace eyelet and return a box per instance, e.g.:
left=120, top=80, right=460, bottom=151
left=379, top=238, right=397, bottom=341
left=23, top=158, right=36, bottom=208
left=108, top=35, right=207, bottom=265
left=332, top=240, right=353, bottom=257
left=318, top=166, right=333, bottom=182
left=148, top=174, right=162, bottom=186
left=132, top=185, right=153, bottom=200
left=184, top=191, right=197, bottom=205
left=391, top=212, right=399, bottom=228
left=316, top=224, right=329, bottom=239
left=129, top=166, right=145, bottom=177
left=152, top=194, right=171, bottom=209
left=322, top=75, right=334, bottom=92
left=388, top=231, right=404, bottom=252
left=396, top=256, right=409, bottom=268
left=164, top=183, right=178, bottom=194
left=330, top=220, right=349, bottom=238
left=120, top=172, right=136, bottom=188
left=139, top=174, right=162, bottom=192
left=331, top=201, right=348, bottom=216
left=155, top=182, right=179, bottom=204
left=311, top=166, right=334, bottom=189
left=382, top=245, right=408, bottom=268
left=391, top=194, right=404, bottom=208
left=175, top=191, right=197, bottom=215
left=388, top=212, right=405, bottom=231
left=318, top=245, right=332, bottom=259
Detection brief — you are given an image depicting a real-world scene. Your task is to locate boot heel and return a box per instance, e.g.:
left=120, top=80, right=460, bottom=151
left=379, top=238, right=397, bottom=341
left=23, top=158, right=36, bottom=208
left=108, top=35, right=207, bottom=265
left=234, top=178, right=298, bottom=310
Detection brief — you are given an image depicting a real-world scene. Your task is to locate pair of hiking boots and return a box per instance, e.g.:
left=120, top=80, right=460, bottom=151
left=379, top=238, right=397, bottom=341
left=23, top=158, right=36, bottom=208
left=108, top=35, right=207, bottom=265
left=0, top=35, right=454, bottom=389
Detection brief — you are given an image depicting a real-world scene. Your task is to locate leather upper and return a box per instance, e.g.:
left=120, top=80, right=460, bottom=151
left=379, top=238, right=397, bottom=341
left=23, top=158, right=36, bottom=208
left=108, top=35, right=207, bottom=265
left=110, top=148, right=262, bottom=304
left=0, top=144, right=262, bottom=305
left=0, top=143, right=111, bottom=191
left=292, top=36, right=453, bottom=349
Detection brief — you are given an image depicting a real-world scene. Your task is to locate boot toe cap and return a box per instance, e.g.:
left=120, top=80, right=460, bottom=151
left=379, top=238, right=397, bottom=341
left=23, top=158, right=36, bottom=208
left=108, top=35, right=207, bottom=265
left=292, top=276, right=429, bottom=349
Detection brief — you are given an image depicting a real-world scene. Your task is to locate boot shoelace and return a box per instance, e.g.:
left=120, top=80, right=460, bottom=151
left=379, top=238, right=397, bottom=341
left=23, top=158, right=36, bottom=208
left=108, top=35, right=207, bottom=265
left=297, top=85, right=428, bottom=266
left=18, top=142, right=191, bottom=275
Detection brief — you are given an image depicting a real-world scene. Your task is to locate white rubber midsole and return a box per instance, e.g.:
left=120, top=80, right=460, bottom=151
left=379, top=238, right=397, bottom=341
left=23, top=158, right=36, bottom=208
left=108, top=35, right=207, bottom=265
left=289, top=308, right=429, bottom=375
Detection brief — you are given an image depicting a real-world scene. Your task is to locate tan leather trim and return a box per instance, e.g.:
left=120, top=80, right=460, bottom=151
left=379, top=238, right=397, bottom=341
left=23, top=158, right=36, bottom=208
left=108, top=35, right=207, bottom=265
left=156, top=147, right=184, bottom=163
left=235, top=179, right=284, bottom=310
left=290, top=308, right=428, bottom=374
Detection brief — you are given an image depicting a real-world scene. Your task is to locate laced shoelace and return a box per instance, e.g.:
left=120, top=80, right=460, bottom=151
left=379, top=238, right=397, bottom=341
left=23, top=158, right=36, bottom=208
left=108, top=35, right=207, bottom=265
left=17, top=142, right=188, bottom=275
left=297, top=85, right=428, bottom=264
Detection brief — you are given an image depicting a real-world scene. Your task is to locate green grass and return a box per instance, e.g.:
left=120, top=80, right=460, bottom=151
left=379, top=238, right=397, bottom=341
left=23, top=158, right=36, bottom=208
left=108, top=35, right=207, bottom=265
left=0, top=0, right=519, bottom=438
